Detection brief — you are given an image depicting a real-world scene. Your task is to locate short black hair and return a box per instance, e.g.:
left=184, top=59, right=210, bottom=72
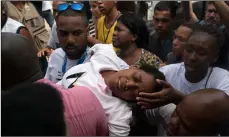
left=154, top=1, right=179, bottom=18
left=2, top=33, right=43, bottom=91
left=118, top=12, right=149, bottom=49
left=2, top=83, right=66, bottom=136
left=117, top=1, right=136, bottom=14
left=189, top=24, right=224, bottom=51
left=55, top=6, right=88, bottom=26
left=181, top=22, right=203, bottom=31
left=139, top=64, right=165, bottom=92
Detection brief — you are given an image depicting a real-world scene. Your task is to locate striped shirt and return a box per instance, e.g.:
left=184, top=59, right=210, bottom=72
left=89, top=18, right=96, bottom=38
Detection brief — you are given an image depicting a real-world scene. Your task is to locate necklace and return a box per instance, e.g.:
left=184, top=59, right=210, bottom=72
left=102, top=11, right=121, bottom=43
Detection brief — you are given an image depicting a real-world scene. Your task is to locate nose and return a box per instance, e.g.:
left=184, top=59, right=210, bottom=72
left=113, top=29, right=118, bottom=36
left=189, top=52, right=197, bottom=61
left=209, top=12, right=216, bottom=17
left=157, top=22, right=163, bottom=28
left=66, top=34, right=75, bottom=45
left=98, top=1, right=103, bottom=5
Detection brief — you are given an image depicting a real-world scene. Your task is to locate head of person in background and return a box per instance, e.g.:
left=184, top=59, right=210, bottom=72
left=167, top=23, right=202, bottom=64
left=116, top=1, right=136, bottom=14
left=1, top=2, right=34, bottom=50
left=153, top=1, right=178, bottom=36
left=52, top=0, right=66, bottom=18
left=56, top=3, right=89, bottom=60
left=97, top=1, right=117, bottom=16
left=113, top=13, right=163, bottom=68
left=89, top=1, right=102, bottom=21
left=183, top=24, right=224, bottom=81
left=204, top=2, right=221, bottom=26
left=2, top=83, right=66, bottom=136
left=2, top=33, right=43, bottom=91
left=167, top=88, right=229, bottom=136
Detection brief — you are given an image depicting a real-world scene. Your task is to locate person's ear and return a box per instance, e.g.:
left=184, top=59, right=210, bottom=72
left=131, top=34, right=137, bottom=42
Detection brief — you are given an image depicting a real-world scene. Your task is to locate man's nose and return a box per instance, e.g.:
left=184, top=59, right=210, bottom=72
left=66, top=34, right=75, bottom=45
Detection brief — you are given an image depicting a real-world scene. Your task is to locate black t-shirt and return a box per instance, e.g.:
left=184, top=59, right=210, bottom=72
left=214, top=29, right=229, bottom=70
left=145, top=32, right=173, bottom=62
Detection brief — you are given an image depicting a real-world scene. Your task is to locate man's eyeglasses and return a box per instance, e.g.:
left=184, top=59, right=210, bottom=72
left=57, top=3, right=84, bottom=13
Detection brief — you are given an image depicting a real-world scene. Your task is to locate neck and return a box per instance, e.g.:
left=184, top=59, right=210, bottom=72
left=119, top=44, right=139, bottom=58
left=159, top=31, right=172, bottom=41
left=185, top=69, right=208, bottom=83
left=105, top=7, right=118, bottom=22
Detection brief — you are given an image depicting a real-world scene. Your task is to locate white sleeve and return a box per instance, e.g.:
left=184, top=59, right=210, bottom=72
left=215, top=73, right=229, bottom=96
left=42, top=1, right=52, bottom=11
left=108, top=107, right=132, bottom=136
left=44, top=52, right=55, bottom=80
left=90, top=44, right=129, bottom=72
left=48, top=23, right=58, bottom=49
left=145, top=104, right=176, bottom=136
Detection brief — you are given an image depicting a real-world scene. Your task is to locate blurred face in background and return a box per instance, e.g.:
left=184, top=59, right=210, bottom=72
left=97, top=1, right=116, bottom=15
left=172, top=25, right=192, bottom=57
left=153, top=10, right=172, bottom=35
left=89, top=1, right=102, bottom=20
left=204, top=3, right=220, bottom=25
left=52, top=1, right=65, bottom=18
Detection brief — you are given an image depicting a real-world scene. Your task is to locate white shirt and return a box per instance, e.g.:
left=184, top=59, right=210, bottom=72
left=145, top=103, right=176, bottom=136
left=45, top=47, right=91, bottom=83
left=2, top=17, right=24, bottom=33
left=61, top=44, right=131, bottom=136
left=48, top=22, right=59, bottom=49
left=160, top=63, right=229, bottom=95
left=42, top=1, right=52, bottom=11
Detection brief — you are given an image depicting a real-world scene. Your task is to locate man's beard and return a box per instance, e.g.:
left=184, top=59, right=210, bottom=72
left=64, top=44, right=87, bottom=59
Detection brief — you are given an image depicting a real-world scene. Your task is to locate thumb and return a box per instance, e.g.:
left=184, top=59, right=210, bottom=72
left=156, top=79, right=171, bottom=88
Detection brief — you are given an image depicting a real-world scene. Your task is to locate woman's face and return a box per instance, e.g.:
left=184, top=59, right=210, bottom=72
left=113, top=21, right=135, bottom=49
left=89, top=2, right=102, bottom=19
left=107, top=68, right=155, bottom=101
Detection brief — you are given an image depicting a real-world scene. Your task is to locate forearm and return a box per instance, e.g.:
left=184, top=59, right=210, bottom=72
left=182, top=1, right=199, bottom=23
left=172, top=90, right=186, bottom=105
left=213, top=1, right=229, bottom=26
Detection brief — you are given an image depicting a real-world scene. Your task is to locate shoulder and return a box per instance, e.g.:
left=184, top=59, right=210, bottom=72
left=97, top=16, right=105, bottom=25
left=159, top=63, right=183, bottom=74
left=49, top=48, right=65, bottom=60
left=139, top=49, right=163, bottom=68
left=211, top=67, right=229, bottom=78
left=8, top=17, right=24, bottom=27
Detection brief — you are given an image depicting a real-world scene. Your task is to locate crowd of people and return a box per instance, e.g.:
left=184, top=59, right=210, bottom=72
left=1, top=1, right=229, bottom=136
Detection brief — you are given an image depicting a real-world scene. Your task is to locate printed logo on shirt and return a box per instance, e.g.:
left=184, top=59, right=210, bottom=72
left=66, top=72, right=85, bottom=88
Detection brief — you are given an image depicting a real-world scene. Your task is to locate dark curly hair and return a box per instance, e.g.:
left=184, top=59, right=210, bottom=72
left=117, top=12, right=149, bottom=49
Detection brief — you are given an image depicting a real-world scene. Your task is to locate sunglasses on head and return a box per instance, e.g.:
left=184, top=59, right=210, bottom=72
left=57, top=2, right=84, bottom=12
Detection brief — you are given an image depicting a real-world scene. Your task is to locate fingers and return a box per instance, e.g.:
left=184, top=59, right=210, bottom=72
left=37, top=51, right=42, bottom=57
left=138, top=92, right=161, bottom=99
left=156, top=79, right=171, bottom=88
